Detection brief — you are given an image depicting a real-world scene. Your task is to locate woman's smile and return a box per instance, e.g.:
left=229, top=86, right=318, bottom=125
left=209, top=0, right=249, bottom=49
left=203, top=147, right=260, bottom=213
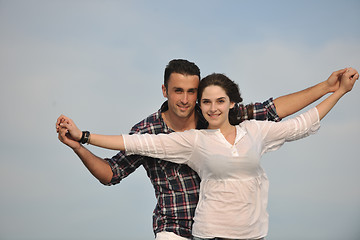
left=200, top=85, right=234, bottom=130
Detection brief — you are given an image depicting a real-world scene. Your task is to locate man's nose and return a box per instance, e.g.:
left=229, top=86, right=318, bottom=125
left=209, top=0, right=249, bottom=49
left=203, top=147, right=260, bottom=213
left=181, top=93, right=189, bottom=104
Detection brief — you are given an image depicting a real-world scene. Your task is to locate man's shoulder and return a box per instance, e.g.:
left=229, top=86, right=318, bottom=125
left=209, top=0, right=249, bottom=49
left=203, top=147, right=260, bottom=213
left=130, top=109, right=164, bottom=134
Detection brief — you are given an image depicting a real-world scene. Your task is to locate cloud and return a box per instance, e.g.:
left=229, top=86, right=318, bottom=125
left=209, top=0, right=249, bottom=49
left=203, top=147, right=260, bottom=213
left=1, top=1, right=359, bottom=239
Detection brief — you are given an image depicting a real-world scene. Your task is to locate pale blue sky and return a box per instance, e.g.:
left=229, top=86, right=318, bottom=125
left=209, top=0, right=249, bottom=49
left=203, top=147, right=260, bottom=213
left=1, top=1, right=359, bottom=239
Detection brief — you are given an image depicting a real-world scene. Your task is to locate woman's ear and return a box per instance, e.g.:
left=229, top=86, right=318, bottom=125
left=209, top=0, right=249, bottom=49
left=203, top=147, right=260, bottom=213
left=230, top=102, right=235, bottom=109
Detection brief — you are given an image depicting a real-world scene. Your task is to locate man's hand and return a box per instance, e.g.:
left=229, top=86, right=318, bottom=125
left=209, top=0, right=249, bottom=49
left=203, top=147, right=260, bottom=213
left=56, top=115, right=83, bottom=150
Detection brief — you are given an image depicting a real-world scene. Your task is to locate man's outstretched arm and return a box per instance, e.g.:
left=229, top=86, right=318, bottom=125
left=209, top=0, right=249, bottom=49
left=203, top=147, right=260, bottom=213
left=273, top=68, right=357, bottom=118
left=57, top=116, right=113, bottom=185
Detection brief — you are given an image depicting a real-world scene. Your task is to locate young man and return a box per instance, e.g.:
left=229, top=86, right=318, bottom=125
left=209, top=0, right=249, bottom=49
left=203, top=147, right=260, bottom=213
left=57, top=59, right=357, bottom=240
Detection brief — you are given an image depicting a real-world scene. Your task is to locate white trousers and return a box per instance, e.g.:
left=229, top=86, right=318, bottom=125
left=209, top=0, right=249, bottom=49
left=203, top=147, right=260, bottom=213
left=155, top=231, right=190, bottom=240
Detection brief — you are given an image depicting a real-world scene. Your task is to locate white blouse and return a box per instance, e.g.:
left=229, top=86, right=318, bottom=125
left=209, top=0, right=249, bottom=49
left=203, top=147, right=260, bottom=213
left=124, top=107, right=320, bottom=239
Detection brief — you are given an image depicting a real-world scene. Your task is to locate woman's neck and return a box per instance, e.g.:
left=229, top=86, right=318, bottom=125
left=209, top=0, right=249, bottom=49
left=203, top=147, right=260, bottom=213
left=210, top=123, right=236, bottom=145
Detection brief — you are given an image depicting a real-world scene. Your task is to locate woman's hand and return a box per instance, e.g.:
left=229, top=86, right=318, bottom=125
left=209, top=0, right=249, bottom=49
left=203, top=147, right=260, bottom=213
left=325, top=68, right=347, bottom=93
left=56, top=115, right=82, bottom=142
left=337, top=67, right=359, bottom=95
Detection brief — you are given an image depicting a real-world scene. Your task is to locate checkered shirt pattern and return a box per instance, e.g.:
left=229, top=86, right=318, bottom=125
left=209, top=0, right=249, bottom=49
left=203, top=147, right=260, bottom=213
left=105, top=98, right=280, bottom=238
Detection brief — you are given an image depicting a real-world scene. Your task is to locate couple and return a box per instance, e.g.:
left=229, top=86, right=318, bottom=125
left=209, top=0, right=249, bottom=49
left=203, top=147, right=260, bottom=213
left=56, top=59, right=358, bottom=240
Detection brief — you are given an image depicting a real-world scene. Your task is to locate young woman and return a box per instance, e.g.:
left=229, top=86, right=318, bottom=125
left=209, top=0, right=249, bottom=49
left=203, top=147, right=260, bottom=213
left=57, top=69, right=358, bottom=240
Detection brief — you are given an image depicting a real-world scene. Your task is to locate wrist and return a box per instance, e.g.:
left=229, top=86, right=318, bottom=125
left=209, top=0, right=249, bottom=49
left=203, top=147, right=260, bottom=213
left=79, top=131, right=91, bottom=144
left=334, top=89, right=347, bottom=97
left=72, top=142, right=88, bottom=154
left=321, top=80, right=334, bottom=94
left=72, top=142, right=83, bottom=151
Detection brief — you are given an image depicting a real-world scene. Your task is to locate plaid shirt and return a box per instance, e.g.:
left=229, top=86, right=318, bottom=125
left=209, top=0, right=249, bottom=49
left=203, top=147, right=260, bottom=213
left=105, top=98, right=280, bottom=238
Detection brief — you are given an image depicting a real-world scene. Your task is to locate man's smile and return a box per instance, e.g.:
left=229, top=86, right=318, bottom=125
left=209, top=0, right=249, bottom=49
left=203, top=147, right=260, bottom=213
left=177, top=105, right=190, bottom=111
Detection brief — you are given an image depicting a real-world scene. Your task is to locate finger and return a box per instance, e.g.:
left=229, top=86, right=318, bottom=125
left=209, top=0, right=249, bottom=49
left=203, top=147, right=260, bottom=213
left=56, top=118, right=66, bottom=132
left=353, top=73, right=359, bottom=81
left=58, top=128, right=65, bottom=141
left=56, top=114, right=66, bottom=125
left=347, top=67, right=357, bottom=76
left=59, top=118, right=67, bottom=124
left=351, top=70, right=359, bottom=80
left=56, top=115, right=61, bottom=125
left=58, top=115, right=71, bottom=123
left=59, top=126, right=69, bottom=136
left=56, top=120, right=66, bottom=132
left=59, top=121, right=71, bottom=129
left=333, top=68, right=347, bottom=76
left=56, top=117, right=62, bottom=131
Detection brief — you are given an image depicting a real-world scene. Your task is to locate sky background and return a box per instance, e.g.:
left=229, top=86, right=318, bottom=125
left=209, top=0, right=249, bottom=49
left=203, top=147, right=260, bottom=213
left=1, top=0, right=360, bottom=239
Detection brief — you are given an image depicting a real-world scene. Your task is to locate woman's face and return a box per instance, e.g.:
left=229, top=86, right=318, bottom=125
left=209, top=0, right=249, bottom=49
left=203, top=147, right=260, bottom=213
left=200, top=85, right=235, bottom=130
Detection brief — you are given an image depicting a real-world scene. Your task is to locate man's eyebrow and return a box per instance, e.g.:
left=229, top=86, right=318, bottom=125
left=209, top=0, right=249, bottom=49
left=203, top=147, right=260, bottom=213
left=172, top=87, right=198, bottom=91
left=172, top=87, right=183, bottom=90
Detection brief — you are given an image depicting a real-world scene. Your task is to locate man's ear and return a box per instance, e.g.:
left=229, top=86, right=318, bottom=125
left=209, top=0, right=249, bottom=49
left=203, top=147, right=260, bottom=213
left=162, top=85, right=167, bottom=98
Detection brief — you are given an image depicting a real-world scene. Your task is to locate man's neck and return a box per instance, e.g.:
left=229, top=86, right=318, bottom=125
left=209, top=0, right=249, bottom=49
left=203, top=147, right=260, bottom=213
left=162, top=111, right=197, bottom=132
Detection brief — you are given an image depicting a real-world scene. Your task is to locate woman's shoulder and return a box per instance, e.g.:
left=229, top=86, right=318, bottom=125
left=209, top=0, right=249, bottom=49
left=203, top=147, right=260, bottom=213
left=239, top=119, right=275, bottom=132
left=184, top=129, right=219, bottom=137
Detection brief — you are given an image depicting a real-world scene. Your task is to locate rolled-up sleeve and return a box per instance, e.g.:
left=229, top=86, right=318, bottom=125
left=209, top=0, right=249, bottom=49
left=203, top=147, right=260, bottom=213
left=123, top=130, right=197, bottom=164
left=257, top=107, right=320, bottom=154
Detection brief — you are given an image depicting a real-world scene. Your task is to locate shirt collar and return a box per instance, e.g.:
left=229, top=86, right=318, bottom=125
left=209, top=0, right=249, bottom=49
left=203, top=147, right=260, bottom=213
left=235, top=125, right=247, bottom=143
left=159, top=101, right=208, bottom=130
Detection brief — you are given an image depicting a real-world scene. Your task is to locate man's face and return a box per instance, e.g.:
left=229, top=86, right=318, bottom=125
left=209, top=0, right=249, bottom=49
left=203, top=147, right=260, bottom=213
left=162, top=73, right=199, bottom=119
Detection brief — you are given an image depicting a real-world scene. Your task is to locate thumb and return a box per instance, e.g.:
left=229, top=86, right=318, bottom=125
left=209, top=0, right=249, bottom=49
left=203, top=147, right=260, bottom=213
left=334, top=68, right=347, bottom=76
left=352, top=73, right=359, bottom=81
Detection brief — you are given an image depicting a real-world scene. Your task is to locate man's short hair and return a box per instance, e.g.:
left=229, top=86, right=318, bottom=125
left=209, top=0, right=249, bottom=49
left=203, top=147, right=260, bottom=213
left=164, top=59, right=201, bottom=90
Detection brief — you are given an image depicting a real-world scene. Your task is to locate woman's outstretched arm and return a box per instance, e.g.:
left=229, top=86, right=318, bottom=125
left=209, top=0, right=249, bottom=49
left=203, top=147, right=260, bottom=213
left=58, top=116, right=125, bottom=151
left=273, top=68, right=347, bottom=118
left=57, top=116, right=195, bottom=165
